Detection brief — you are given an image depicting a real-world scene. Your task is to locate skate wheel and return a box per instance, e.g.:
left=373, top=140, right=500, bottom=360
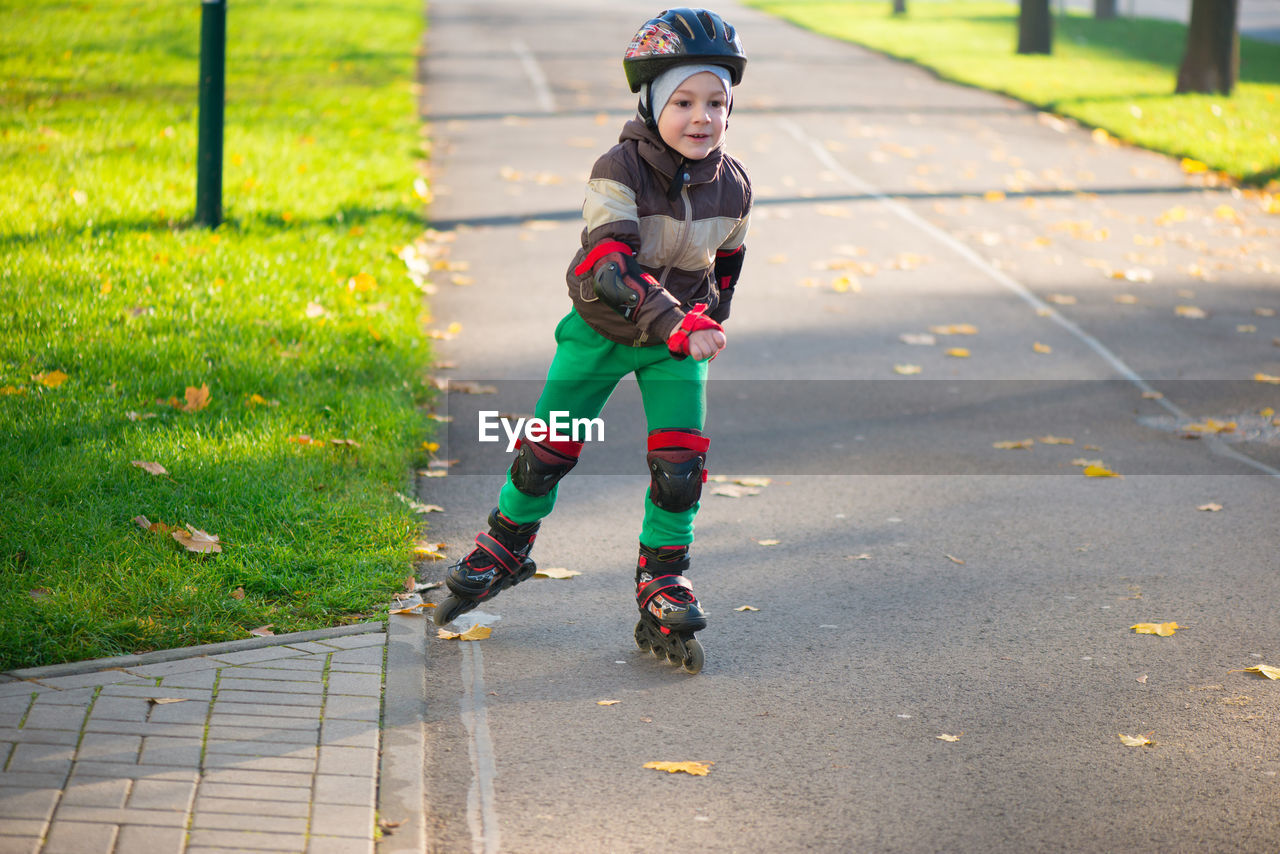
left=433, top=595, right=472, bottom=627
left=634, top=623, right=651, bottom=652
left=682, top=639, right=704, bottom=675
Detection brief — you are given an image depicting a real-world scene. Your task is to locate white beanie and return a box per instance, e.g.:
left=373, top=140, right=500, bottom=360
left=645, top=64, right=733, bottom=122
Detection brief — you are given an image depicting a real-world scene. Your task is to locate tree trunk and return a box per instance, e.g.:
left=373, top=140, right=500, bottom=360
left=1017, top=0, right=1053, bottom=54
left=1176, top=0, right=1239, bottom=94
left=892, top=0, right=906, bottom=15
left=1094, top=0, right=1117, bottom=19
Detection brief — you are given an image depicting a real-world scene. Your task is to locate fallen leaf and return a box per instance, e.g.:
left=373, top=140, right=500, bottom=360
left=396, top=493, right=442, bottom=514
left=182, top=384, right=211, bottom=412
left=893, top=364, right=922, bottom=375
left=993, top=439, right=1034, bottom=450
left=1197, top=503, right=1223, bottom=512
left=27, top=588, right=51, bottom=600
left=438, top=625, right=492, bottom=641
left=1180, top=157, right=1208, bottom=174
left=1136, top=674, right=1148, bottom=684
left=448, top=381, right=499, bottom=395
left=847, top=553, right=872, bottom=561
left=756, top=538, right=780, bottom=546
left=945, top=348, right=970, bottom=358
left=249, top=625, right=275, bottom=637
left=734, top=605, right=760, bottom=612
left=172, top=525, right=222, bottom=555
left=709, top=483, right=760, bottom=498
left=643, top=761, right=713, bottom=776
left=1032, top=342, right=1052, bottom=354
left=131, top=461, right=168, bottom=476
left=929, top=324, right=978, bottom=336
left=1255, top=373, right=1280, bottom=385
left=1037, top=435, right=1074, bottom=445
left=899, top=333, right=936, bottom=346
left=944, top=554, right=965, bottom=565
left=534, top=567, right=580, bottom=580
left=149, top=698, right=188, bottom=705
left=1083, top=464, right=1121, bottom=478
left=330, top=438, right=361, bottom=448
left=1175, top=305, right=1207, bottom=319
left=1046, top=294, right=1077, bottom=305
left=35, top=370, right=69, bottom=388
left=1131, top=622, right=1180, bottom=637
left=597, top=699, right=621, bottom=706
left=231, top=587, right=246, bottom=600
left=1119, top=733, right=1155, bottom=747
left=413, top=542, right=448, bottom=560
left=389, top=594, right=435, bottom=615
left=936, top=733, right=962, bottom=742
left=1231, top=664, right=1280, bottom=680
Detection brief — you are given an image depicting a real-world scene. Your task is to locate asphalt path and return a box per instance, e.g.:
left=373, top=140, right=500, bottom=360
left=414, top=1, right=1280, bottom=851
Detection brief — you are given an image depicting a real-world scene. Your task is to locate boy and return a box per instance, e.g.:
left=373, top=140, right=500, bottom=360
left=434, top=8, right=750, bottom=675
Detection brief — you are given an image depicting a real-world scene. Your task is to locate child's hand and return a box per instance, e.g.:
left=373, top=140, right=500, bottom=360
left=686, top=328, right=726, bottom=361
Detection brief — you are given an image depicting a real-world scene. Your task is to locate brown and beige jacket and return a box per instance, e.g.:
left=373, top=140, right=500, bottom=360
left=565, top=117, right=751, bottom=347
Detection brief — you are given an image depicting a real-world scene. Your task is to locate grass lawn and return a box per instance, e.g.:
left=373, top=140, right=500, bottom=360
left=747, top=0, right=1280, bottom=187
left=1, top=0, right=434, bottom=669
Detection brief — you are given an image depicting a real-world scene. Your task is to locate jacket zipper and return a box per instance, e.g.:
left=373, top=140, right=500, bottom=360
left=636, top=183, right=694, bottom=347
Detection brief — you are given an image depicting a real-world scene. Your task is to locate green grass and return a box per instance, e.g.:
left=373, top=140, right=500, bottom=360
left=0, top=0, right=434, bottom=669
left=747, top=1, right=1280, bottom=186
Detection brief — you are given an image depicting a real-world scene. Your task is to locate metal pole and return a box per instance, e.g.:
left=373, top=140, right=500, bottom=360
left=195, top=0, right=226, bottom=228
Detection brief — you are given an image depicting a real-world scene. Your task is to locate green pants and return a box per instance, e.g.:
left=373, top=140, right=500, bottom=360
left=497, top=310, right=709, bottom=547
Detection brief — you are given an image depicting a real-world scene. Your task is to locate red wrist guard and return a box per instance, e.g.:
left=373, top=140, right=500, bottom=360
left=666, top=304, right=724, bottom=358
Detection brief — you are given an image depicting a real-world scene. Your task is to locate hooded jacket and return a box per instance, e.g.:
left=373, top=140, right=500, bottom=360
left=565, top=117, right=751, bottom=348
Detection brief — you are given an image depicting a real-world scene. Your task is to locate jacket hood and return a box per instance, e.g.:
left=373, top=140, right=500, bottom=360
left=619, top=116, right=724, bottom=184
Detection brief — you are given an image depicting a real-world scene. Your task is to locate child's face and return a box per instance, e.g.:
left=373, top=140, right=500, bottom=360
left=656, top=71, right=729, bottom=162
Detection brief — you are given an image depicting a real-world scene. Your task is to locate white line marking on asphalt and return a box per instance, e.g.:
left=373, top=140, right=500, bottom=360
left=779, top=118, right=1280, bottom=479
left=512, top=39, right=555, bottom=112
left=460, top=642, right=501, bottom=854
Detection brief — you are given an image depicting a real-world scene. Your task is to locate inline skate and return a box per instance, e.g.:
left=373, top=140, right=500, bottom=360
left=433, top=508, right=539, bottom=626
left=633, top=544, right=706, bottom=674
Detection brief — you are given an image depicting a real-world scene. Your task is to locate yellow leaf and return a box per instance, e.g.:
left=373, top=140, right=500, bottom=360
left=1037, top=435, right=1074, bottom=445
left=756, top=539, right=780, bottom=546
left=936, top=733, right=961, bottom=742
left=35, top=370, right=69, bottom=388
left=1175, top=305, right=1207, bottom=319
left=945, top=348, right=970, bottom=358
left=1083, top=464, right=1121, bottom=478
left=534, top=567, right=580, bottom=580
left=983, top=191, right=1006, bottom=202
left=597, top=699, right=621, bottom=706
left=183, top=384, right=211, bottom=412
left=1114, top=294, right=1140, bottom=305
left=1131, top=622, right=1180, bottom=637
left=944, top=554, right=965, bottom=565
left=1255, top=373, right=1280, bottom=385
left=1231, top=664, right=1280, bottom=680
left=1213, top=205, right=1242, bottom=223
left=1, top=385, right=24, bottom=395
left=1118, top=733, right=1154, bottom=747
left=643, top=761, right=713, bottom=776
left=438, top=625, right=492, bottom=641
left=130, top=460, right=168, bottom=476
left=172, top=525, right=222, bottom=555
left=1033, top=342, right=1052, bottom=354
left=993, top=439, right=1034, bottom=450
left=1180, top=158, right=1208, bottom=174
left=893, top=364, right=922, bottom=375
left=734, top=605, right=760, bottom=612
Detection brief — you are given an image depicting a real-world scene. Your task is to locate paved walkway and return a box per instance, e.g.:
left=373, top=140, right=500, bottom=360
left=0, top=621, right=425, bottom=854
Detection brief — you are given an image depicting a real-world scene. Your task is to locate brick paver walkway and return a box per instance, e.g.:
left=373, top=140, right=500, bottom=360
left=0, top=630, right=387, bottom=854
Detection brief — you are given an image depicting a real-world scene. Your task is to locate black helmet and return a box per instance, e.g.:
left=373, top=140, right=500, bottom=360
left=623, top=8, right=746, bottom=94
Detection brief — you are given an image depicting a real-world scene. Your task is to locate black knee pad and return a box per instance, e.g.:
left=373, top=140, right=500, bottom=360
left=646, top=429, right=709, bottom=513
left=509, top=439, right=581, bottom=497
